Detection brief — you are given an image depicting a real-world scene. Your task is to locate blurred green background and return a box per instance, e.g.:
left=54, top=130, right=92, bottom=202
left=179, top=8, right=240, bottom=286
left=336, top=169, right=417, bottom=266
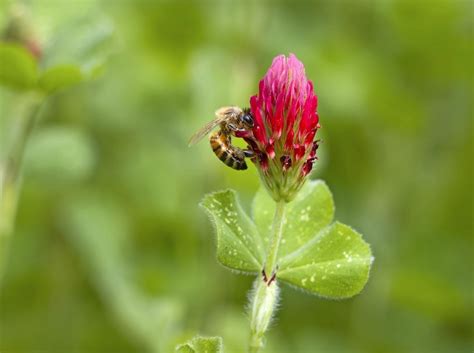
left=0, top=0, right=472, bottom=352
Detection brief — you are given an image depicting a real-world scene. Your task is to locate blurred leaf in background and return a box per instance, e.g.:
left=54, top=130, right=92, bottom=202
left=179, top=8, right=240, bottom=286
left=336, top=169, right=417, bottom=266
left=0, top=0, right=472, bottom=352
left=0, top=43, right=37, bottom=89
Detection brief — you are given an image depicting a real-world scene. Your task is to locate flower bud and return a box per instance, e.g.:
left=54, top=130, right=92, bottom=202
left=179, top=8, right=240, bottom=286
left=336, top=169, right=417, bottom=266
left=245, top=54, right=320, bottom=202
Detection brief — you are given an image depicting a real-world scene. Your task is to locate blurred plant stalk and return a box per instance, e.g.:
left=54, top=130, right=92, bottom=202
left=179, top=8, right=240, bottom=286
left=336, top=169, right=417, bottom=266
left=0, top=92, right=44, bottom=279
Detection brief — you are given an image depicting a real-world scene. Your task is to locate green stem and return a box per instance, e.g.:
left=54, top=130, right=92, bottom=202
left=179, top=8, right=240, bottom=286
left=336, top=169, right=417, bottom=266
left=249, top=341, right=261, bottom=353
left=0, top=92, right=43, bottom=281
left=248, top=199, right=286, bottom=353
left=264, top=199, right=286, bottom=277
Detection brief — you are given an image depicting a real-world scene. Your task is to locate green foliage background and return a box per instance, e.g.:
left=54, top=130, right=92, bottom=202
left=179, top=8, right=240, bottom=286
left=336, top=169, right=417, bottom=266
left=0, top=0, right=472, bottom=352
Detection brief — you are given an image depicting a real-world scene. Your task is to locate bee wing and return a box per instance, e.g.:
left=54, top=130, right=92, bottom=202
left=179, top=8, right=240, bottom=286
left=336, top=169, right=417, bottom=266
left=188, top=116, right=226, bottom=146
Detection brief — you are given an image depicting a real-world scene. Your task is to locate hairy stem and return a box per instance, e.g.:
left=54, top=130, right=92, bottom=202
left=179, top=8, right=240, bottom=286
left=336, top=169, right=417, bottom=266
left=0, top=92, right=43, bottom=280
left=249, top=332, right=261, bottom=352
left=264, top=199, right=286, bottom=277
left=248, top=199, right=286, bottom=353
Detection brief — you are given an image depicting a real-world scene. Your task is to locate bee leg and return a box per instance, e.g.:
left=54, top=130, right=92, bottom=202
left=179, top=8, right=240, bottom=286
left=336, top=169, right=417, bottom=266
left=227, top=123, right=238, bottom=131
left=234, top=129, right=252, bottom=138
left=243, top=149, right=255, bottom=158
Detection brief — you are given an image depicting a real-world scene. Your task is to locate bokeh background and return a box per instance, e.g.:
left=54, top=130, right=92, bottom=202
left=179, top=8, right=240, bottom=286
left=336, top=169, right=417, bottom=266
left=0, top=0, right=472, bottom=352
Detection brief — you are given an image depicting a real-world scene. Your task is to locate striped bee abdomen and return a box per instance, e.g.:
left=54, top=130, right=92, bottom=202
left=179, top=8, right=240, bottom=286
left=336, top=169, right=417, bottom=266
left=209, top=131, right=248, bottom=170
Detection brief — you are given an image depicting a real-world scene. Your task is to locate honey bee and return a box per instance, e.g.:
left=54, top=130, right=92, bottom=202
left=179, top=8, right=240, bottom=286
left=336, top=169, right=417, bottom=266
left=188, top=106, right=255, bottom=170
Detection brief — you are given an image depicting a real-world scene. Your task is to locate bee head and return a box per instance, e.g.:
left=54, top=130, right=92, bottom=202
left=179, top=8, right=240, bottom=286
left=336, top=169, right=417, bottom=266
left=241, top=109, right=254, bottom=128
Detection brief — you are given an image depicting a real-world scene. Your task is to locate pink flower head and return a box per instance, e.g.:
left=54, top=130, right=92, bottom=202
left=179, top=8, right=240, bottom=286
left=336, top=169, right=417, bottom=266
left=245, top=54, right=320, bottom=202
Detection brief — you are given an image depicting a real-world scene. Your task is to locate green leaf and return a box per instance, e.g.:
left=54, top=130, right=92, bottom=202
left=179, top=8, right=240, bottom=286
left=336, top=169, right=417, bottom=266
left=176, top=336, right=223, bottom=353
left=253, top=180, right=335, bottom=258
left=253, top=179, right=372, bottom=298
left=0, top=43, right=37, bottom=90
left=201, top=190, right=265, bottom=273
left=38, top=65, right=83, bottom=93
left=203, top=181, right=372, bottom=298
left=278, top=222, right=373, bottom=298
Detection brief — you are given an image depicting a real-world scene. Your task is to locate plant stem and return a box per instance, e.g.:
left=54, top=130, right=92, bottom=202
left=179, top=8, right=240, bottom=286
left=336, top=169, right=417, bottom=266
left=248, top=199, right=286, bottom=353
left=0, top=92, right=43, bottom=281
left=264, top=199, right=286, bottom=277
left=249, top=341, right=262, bottom=353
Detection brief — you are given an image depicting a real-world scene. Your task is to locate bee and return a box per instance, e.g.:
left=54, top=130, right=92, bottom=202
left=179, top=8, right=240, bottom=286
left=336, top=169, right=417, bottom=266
left=188, top=106, right=255, bottom=170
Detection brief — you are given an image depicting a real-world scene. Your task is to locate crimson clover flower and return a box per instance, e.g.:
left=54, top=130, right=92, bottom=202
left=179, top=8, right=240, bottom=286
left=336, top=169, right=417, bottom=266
left=244, top=54, right=320, bottom=202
